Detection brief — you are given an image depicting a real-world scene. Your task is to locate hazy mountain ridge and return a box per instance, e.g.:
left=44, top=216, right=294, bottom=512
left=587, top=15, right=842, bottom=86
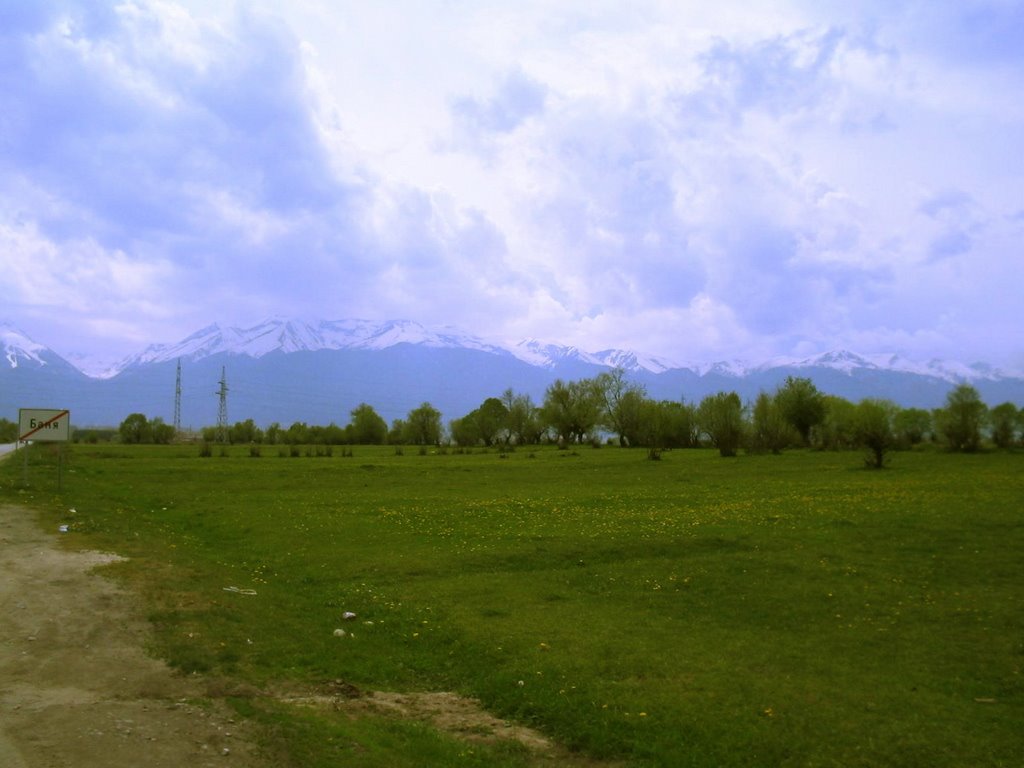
left=3, top=317, right=1017, bottom=383
left=2, top=318, right=1022, bottom=428
left=90, top=317, right=1023, bottom=383
left=105, top=318, right=514, bottom=375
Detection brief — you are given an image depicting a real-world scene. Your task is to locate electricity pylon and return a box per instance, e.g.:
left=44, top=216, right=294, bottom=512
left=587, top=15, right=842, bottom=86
left=215, top=366, right=228, bottom=443
left=173, top=359, right=182, bottom=435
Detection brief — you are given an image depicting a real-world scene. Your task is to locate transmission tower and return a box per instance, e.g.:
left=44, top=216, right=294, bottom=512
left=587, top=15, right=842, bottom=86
left=173, top=359, right=182, bottom=435
left=215, top=366, right=229, bottom=443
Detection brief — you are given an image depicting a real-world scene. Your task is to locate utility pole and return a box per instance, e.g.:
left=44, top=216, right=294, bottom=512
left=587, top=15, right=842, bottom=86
left=174, top=359, right=182, bottom=436
left=216, top=366, right=228, bottom=443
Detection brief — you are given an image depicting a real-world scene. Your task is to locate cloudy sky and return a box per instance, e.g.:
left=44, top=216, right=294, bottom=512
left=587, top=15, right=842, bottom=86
left=3, top=1, right=1023, bottom=371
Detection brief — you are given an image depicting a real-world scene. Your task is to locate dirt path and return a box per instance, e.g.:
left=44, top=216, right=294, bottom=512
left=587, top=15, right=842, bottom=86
left=0, top=497, right=605, bottom=766
left=0, top=504, right=268, bottom=767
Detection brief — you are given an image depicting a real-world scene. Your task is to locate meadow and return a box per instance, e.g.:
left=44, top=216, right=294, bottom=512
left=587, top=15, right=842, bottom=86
left=2, top=443, right=1022, bottom=767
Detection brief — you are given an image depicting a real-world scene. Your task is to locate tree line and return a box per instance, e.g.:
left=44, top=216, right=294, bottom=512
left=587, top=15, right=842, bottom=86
left=108, top=371, right=1024, bottom=466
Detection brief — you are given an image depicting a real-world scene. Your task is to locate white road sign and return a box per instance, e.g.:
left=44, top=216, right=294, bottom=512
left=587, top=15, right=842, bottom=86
left=19, top=408, right=71, bottom=442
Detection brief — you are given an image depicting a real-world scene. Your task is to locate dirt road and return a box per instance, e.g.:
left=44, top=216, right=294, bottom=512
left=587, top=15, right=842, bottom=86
left=0, top=504, right=268, bottom=767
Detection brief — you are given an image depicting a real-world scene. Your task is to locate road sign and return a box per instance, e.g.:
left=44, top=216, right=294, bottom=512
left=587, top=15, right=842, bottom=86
left=19, top=408, right=71, bottom=442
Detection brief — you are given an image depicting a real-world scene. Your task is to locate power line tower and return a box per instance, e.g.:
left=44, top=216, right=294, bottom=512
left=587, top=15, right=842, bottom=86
left=215, top=366, right=228, bottom=443
left=173, top=359, right=182, bottom=435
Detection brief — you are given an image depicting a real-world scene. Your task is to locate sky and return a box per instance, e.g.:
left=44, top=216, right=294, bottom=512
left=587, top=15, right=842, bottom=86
left=2, top=0, right=1023, bottom=372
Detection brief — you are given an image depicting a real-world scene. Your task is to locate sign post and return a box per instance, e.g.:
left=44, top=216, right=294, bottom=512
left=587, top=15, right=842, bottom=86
left=18, top=408, right=71, bottom=489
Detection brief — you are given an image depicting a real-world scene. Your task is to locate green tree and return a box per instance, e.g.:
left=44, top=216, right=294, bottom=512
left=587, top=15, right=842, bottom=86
left=775, top=376, right=826, bottom=446
left=404, top=402, right=443, bottom=445
left=501, top=389, right=541, bottom=445
left=634, top=397, right=666, bottom=452
left=697, top=391, right=745, bottom=457
left=388, top=419, right=407, bottom=445
left=893, top=407, right=931, bottom=448
left=595, top=368, right=646, bottom=446
left=854, top=399, right=896, bottom=469
left=541, top=378, right=602, bottom=444
left=313, top=423, right=346, bottom=445
left=750, top=391, right=793, bottom=454
left=285, top=421, right=311, bottom=445
left=616, top=389, right=651, bottom=447
left=633, top=399, right=700, bottom=450
left=348, top=403, right=387, bottom=444
left=663, top=400, right=701, bottom=448
left=475, top=397, right=509, bottom=446
left=449, top=415, right=481, bottom=447
left=0, top=418, right=17, bottom=442
left=118, top=413, right=151, bottom=444
left=937, top=384, right=987, bottom=452
left=815, top=396, right=857, bottom=450
left=989, top=402, right=1020, bottom=449
left=150, top=417, right=176, bottom=445
left=229, top=418, right=262, bottom=444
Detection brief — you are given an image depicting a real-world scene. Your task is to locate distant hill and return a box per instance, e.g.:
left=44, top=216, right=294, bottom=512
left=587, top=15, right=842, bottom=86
left=2, top=318, right=1022, bottom=428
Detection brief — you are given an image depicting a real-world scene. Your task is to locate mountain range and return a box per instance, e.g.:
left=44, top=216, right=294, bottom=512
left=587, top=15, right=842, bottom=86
left=2, top=317, right=1022, bottom=430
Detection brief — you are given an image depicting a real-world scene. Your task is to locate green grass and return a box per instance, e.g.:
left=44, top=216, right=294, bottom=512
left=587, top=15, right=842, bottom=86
left=3, top=444, right=1022, bottom=766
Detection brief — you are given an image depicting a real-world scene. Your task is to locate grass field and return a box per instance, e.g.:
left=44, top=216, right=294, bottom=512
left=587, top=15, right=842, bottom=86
left=3, top=443, right=1022, bottom=766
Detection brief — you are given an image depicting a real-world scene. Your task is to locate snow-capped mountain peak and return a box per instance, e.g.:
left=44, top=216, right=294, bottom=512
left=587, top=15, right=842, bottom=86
left=1, top=321, right=51, bottom=369
left=807, top=350, right=875, bottom=372
left=593, top=349, right=680, bottom=374
left=0, top=321, right=89, bottom=377
left=15, top=315, right=1019, bottom=386
left=509, top=339, right=604, bottom=369
left=107, top=317, right=513, bottom=374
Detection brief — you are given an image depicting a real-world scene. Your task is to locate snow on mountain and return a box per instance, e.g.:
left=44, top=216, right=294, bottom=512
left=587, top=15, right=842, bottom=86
left=324, top=319, right=509, bottom=355
left=593, top=349, right=680, bottom=374
left=12, top=313, right=1019, bottom=385
left=62, top=352, right=124, bottom=379
left=509, top=339, right=604, bottom=369
left=770, top=350, right=1013, bottom=383
left=695, top=359, right=754, bottom=377
left=110, top=317, right=1020, bottom=382
left=109, top=317, right=512, bottom=374
left=807, top=350, right=875, bottom=373
left=1, top=321, right=52, bottom=369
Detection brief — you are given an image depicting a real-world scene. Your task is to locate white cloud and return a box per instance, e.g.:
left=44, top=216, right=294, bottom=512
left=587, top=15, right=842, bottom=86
left=0, top=220, right=164, bottom=307
left=1, top=0, right=1022, bottom=368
